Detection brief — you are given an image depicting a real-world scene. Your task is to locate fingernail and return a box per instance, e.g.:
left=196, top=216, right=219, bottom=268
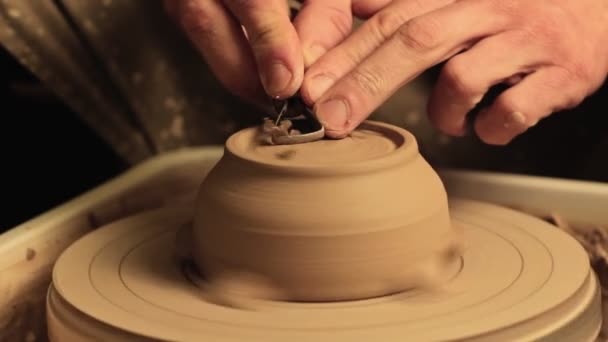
left=261, top=62, right=293, bottom=97
left=307, top=74, right=335, bottom=102
left=304, top=44, right=326, bottom=66
left=316, top=98, right=350, bottom=131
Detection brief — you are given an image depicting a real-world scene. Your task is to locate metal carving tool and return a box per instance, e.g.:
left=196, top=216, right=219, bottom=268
left=262, top=97, right=325, bottom=145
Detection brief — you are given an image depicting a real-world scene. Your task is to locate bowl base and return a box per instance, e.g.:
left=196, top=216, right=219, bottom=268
left=47, top=199, right=601, bottom=341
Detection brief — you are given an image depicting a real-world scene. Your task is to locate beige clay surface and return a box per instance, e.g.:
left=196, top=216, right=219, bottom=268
left=193, top=121, right=459, bottom=302
left=251, top=126, right=398, bottom=165
left=3, top=145, right=606, bottom=341
left=47, top=200, right=601, bottom=341
left=45, top=122, right=602, bottom=340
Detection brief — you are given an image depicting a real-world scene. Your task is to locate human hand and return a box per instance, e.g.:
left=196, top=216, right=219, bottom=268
left=301, top=0, right=608, bottom=144
left=164, top=0, right=391, bottom=105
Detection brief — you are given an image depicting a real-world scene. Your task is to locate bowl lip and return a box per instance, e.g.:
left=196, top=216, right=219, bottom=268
left=223, top=120, right=420, bottom=175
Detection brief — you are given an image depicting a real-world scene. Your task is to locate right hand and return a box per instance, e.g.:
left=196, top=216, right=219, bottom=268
left=164, top=0, right=391, bottom=105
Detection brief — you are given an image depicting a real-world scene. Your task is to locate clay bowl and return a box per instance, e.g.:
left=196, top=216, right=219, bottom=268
left=192, top=120, right=460, bottom=302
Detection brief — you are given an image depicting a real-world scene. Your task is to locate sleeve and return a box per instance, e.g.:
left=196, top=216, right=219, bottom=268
left=0, top=0, right=260, bottom=164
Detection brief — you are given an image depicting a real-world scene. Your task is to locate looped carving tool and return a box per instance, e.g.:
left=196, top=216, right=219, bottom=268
left=262, top=97, right=325, bottom=145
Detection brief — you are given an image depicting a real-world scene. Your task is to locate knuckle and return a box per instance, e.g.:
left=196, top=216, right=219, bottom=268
left=324, top=5, right=353, bottom=38
left=493, top=1, right=567, bottom=45
left=223, top=1, right=285, bottom=48
left=504, top=31, right=532, bottom=48
left=395, top=18, right=441, bottom=52
left=441, top=58, right=478, bottom=98
left=548, top=68, right=587, bottom=107
left=527, top=23, right=560, bottom=45
left=518, top=8, right=566, bottom=45
left=546, top=67, right=577, bottom=89
left=566, top=61, right=594, bottom=84
left=178, top=0, right=216, bottom=37
left=512, top=27, right=539, bottom=47
left=247, top=23, right=279, bottom=48
left=350, top=68, right=386, bottom=97
left=372, top=10, right=409, bottom=42
left=225, top=0, right=260, bottom=11
left=342, top=47, right=368, bottom=69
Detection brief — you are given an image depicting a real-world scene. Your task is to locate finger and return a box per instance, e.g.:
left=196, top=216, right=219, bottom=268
left=427, top=31, right=545, bottom=136
left=302, top=0, right=454, bottom=104
left=314, top=0, right=506, bottom=138
left=296, top=0, right=391, bottom=18
left=293, top=0, right=353, bottom=67
left=172, top=0, right=264, bottom=103
left=474, top=67, right=586, bottom=145
left=223, top=0, right=303, bottom=98
left=351, top=0, right=393, bottom=18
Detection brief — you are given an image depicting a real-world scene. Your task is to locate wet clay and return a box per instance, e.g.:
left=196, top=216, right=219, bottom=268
left=46, top=200, right=601, bottom=341
left=253, top=125, right=399, bottom=165
left=193, top=121, right=461, bottom=301
left=44, top=121, right=602, bottom=341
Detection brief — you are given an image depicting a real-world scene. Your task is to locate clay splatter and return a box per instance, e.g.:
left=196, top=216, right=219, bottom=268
left=25, top=248, right=36, bottom=261
left=275, top=149, right=296, bottom=160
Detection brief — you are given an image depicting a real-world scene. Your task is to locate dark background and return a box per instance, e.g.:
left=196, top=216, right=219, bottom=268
left=0, top=46, right=125, bottom=232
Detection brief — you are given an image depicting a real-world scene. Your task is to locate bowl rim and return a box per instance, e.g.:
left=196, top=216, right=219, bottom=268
left=222, top=120, right=420, bottom=176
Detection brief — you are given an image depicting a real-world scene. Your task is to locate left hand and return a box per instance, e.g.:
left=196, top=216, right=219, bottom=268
left=164, top=0, right=391, bottom=105
left=301, top=0, right=608, bottom=144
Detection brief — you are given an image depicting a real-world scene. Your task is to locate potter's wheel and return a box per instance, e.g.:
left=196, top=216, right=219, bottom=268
left=47, top=199, right=601, bottom=341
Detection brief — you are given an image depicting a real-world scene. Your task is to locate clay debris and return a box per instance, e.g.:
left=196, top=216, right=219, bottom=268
left=260, top=118, right=301, bottom=145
